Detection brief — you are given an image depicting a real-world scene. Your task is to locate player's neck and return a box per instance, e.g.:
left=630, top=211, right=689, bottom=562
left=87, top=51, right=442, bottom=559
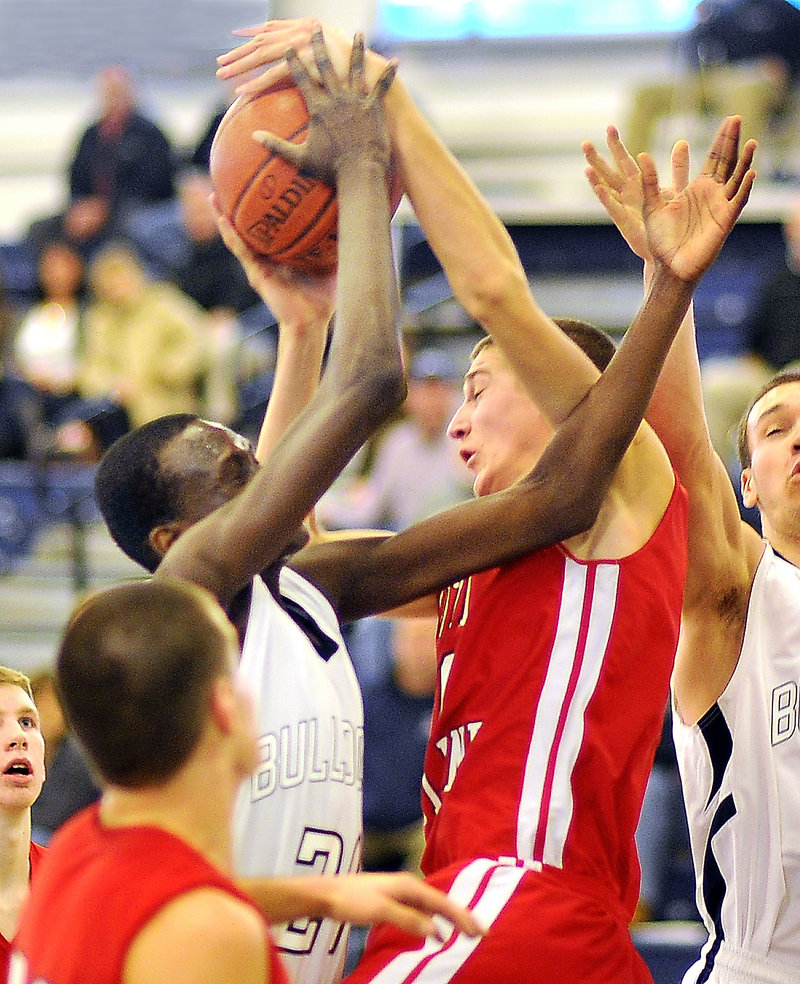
left=100, top=758, right=237, bottom=873
left=0, top=809, right=32, bottom=890
left=762, top=516, right=800, bottom=569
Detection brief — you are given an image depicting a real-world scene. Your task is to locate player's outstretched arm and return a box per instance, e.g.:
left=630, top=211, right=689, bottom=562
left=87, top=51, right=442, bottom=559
left=158, top=32, right=404, bottom=603
left=584, top=118, right=763, bottom=722
left=214, top=212, right=334, bottom=463
left=294, top=124, right=754, bottom=621
left=216, top=19, right=601, bottom=426
left=240, top=871, right=483, bottom=941
left=541, top=116, right=755, bottom=519
left=584, top=122, right=761, bottom=538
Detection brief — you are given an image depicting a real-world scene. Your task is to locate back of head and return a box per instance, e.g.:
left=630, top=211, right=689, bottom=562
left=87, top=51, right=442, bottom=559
left=57, top=579, right=234, bottom=788
left=94, top=414, right=198, bottom=571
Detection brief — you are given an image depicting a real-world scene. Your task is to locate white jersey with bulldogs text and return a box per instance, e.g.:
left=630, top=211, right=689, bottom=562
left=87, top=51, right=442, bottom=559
left=233, top=566, right=364, bottom=984
left=674, top=543, right=800, bottom=984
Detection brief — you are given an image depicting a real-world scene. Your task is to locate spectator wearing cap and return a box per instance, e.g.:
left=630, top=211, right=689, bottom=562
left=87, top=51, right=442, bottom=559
left=318, top=346, right=472, bottom=532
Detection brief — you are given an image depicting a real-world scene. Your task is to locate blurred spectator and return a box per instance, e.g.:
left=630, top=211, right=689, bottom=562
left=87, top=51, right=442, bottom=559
left=122, top=169, right=270, bottom=424
left=347, top=615, right=437, bottom=876
left=11, top=239, right=87, bottom=429
left=0, top=270, right=18, bottom=358
left=78, top=243, right=211, bottom=429
left=28, top=669, right=100, bottom=846
left=124, top=169, right=261, bottom=318
left=701, top=192, right=800, bottom=467
left=318, top=346, right=472, bottom=532
left=626, top=0, right=800, bottom=160
left=0, top=366, right=48, bottom=461
left=0, top=272, right=50, bottom=460
left=28, top=64, right=176, bottom=258
left=189, top=99, right=230, bottom=171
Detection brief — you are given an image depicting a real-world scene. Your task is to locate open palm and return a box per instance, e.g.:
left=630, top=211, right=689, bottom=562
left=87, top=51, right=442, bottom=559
left=641, top=117, right=756, bottom=283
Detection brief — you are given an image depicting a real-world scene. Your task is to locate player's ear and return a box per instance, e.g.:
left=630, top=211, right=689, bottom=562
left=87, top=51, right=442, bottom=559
left=741, top=466, right=758, bottom=509
left=209, top=676, right=237, bottom=737
left=149, top=520, right=190, bottom=560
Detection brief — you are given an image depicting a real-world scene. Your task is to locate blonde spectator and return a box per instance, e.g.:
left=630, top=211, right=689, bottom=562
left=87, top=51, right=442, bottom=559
left=79, top=243, right=211, bottom=428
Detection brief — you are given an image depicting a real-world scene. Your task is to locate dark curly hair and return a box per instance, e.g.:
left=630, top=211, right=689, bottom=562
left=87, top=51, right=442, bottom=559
left=94, top=414, right=198, bottom=572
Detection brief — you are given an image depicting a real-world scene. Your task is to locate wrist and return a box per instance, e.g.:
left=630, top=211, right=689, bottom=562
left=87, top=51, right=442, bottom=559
left=648, top=260, right=694, bottom=300
left=335, top=154, right=390, bottom=189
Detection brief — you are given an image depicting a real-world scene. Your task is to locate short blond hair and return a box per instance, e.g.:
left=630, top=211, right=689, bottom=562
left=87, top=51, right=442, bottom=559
left=0, top=666, right=34, bottom=702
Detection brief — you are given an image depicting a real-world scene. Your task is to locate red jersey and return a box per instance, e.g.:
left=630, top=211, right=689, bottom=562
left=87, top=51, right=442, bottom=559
left=10, top=804, right=290, bottom=984
left=0, top=841, right=47, bottom=981
left=422, top=480, right=688, bottom=918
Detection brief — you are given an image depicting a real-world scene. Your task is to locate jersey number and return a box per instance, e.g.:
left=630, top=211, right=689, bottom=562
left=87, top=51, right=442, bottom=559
left=280, top=826, right=362, bottom=957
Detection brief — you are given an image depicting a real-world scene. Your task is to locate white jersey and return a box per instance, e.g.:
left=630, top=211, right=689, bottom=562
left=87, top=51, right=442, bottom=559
left=674, top=544, right=800, bottom=984
left=233, top=567, right=364, bottom=984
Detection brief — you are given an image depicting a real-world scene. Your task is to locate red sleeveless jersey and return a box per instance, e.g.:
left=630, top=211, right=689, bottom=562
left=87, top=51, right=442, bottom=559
left=422, top=480, right=688, bottom=918
left=0, top=841, right=47, bottom=981
left=10, top=804, right=289, bottom=984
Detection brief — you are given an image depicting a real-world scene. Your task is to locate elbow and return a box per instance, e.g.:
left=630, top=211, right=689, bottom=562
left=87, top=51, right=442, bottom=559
left=528, top=468, right=604, bottom=545
left=350, top=357, right=407, bottom=427
left=454, top=257, right=528, bottom=327
left=373, top=361, right=408, bottom=419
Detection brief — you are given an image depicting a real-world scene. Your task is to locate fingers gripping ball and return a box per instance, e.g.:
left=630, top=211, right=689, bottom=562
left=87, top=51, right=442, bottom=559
left=210, top=82, right=403, bottom=274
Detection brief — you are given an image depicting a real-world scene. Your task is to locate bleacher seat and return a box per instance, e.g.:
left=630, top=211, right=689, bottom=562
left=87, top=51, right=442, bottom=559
left=632, top=921, right=706, bottom=984
left=0, top=461, right=98, bottom=588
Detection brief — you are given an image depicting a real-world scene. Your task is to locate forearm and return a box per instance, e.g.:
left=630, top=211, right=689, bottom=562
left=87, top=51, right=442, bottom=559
left=641, top=259, right=716, bottom=475
left=256, top=314, right=330, bottom=462
left=536, top=264, right=693, bottom=517
left=240, top=876, right=336, bottom=924
left=323, top=156, right=404, bottom=424
left=383, top=77, right=519, bottom=304
left=384, top=76, right=597, bottom=423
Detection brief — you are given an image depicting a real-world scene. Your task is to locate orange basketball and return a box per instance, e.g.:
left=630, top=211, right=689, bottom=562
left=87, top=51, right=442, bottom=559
left=210, top=82, right=403, bottom=275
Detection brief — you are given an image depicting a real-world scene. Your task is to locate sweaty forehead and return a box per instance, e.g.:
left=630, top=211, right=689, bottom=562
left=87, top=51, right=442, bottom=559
left=165, top=420, right=249, bottom=464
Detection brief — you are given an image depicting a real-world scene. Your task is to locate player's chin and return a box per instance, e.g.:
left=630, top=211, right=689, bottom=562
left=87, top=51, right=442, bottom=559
left=472, top=470, right=494, bottom=499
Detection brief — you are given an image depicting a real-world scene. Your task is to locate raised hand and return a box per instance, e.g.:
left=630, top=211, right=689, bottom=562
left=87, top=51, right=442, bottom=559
left=214, top=202, right=335, bottom=328
left=216, top=17, right=319, bottom=94
left=639, top=116, right=756, bottom=284
left=251, top=30, right=397, bottom=187
left=583, top=126, right=690, bottom=261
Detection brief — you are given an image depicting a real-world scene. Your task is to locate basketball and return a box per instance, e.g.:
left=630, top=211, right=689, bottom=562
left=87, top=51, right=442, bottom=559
left=209, top=81, right=403, bottom=275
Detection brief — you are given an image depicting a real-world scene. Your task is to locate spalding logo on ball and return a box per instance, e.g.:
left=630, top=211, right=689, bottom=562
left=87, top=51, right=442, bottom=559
left=210, top=81, right=403, bottom=275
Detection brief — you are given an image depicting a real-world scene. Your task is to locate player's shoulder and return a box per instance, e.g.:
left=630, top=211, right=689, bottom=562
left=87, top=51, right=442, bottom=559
left=124, top=887, right=267, bottom=984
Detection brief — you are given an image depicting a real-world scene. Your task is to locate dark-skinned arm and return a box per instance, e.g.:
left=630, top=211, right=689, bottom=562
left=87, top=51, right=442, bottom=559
left=295, top=121, right=756, bottom=619
left=157, top=32, right=405, bottom=604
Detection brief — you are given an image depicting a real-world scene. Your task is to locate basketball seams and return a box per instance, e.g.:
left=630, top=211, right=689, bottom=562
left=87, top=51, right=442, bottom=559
left=231, top=120, right=314, bottom=216
left=210, top=81, right=401, bottom=274
left=268, top=195, right=339, bottom=270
